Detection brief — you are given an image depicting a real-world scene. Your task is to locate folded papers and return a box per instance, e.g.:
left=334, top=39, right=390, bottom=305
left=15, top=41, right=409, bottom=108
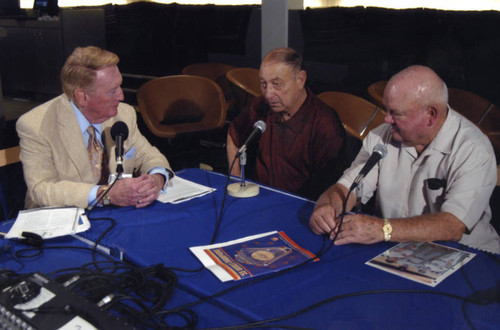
left=5, top=207, right=90, bottom=240
left=157, top=176, right=215, bottom=204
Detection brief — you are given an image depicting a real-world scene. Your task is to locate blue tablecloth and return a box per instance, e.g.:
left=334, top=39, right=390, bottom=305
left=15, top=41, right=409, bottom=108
left=0, top=216, right=247, bottom=329
left=80, top=168, right=500, bottom=329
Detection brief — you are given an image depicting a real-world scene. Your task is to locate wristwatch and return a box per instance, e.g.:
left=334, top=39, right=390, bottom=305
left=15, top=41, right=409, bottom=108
left=382, top=218, right=392, bottom=241
left=102, top=185, right=111, bottom=206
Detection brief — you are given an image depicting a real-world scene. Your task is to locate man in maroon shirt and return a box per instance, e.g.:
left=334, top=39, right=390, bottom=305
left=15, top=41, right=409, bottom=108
left=227, top=47, right=346, bottom=199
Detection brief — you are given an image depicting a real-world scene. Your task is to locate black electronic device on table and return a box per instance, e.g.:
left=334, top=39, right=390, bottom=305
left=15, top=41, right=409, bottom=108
left=0, top=272, right=135, bottom=330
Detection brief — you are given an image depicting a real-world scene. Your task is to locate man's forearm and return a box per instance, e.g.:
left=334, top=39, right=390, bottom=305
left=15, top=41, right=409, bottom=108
left=315, top=183, right=355, bottom=215
left=388, top=212, right=466, bottom=243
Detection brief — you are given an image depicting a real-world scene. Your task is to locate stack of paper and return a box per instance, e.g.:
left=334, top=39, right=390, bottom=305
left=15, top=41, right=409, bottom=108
left=157, top=176, right=216, bottom=204
left=5, top=207, right=90, bottom=240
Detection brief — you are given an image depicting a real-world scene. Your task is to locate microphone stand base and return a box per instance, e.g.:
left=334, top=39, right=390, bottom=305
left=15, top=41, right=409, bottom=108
left=227, top=182, right=260, bottom=198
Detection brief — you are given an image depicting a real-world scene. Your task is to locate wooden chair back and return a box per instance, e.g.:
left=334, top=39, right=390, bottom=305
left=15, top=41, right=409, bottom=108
left=318, top=91, right=386, bottom=139
left=137, top=75, right=227, bottom=139
left=448, top=87, right=493, bottom=125
left=0, top=146, right=20, bottom=167
left=367, top=80, right=387, bottom=109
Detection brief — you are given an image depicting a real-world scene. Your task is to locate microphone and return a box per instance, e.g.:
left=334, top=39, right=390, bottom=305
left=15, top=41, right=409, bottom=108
left=110, top=121, right=129, bottom=174
left=350, top=144, right=387, bottom=191
left=235, top=120, right=266, bottom=158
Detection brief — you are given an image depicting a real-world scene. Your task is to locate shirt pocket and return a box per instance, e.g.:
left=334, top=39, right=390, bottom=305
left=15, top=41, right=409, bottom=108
left=423, top=178, right=446, bottom=214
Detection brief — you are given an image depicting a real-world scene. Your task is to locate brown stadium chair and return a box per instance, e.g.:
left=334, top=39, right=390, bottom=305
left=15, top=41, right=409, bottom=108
left=447, top=87, right=495, bottom=126
left=0, top=146, right=19, bottom=168
left=367, top=80, right=388, bottom=109
left=476, top=103, right=500, bottom=134
left=318, top=91, right=386, bottom=139
left=136, top=75, right=227, bottom=139
left=181, top=62, right=235, bottom=102
left=226, top=67, right=262, bottom=111
left=447, top=88, right=500, bottom=157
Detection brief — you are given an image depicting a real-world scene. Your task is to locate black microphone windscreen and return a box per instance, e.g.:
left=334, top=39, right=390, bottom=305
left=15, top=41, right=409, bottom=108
left=110, top=121, right=129, bottom=141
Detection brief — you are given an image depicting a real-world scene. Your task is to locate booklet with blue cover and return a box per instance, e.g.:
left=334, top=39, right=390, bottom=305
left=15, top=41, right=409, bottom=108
left=190, top=231, right=318, bottom=282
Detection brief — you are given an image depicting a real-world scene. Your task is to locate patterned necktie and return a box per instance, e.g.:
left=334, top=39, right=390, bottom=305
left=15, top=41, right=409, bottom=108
left=87, top=125, right=109, bottom=184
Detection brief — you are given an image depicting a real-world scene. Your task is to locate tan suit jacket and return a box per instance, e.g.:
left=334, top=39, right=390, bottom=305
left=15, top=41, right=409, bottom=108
left=16, top=94, right=172, bottom=209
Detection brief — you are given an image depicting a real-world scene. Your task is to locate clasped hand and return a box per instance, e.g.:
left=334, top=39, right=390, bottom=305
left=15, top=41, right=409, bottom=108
left=309, top=204, right=384, bottom=245
left=108, top=174, right=163, bottom=208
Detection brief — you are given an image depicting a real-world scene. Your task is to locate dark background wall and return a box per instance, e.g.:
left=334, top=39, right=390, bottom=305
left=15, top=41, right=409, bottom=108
left=103, top=3, right=258, bottom=79
left=98, top=3, right=500, bottom=106
left=299, top=6, right=500, bottom=105
left=1, top=3, right=499, bottom=106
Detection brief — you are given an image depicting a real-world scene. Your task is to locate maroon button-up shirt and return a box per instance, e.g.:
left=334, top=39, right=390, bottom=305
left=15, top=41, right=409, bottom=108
left=229, top=88, right=345, bottom=194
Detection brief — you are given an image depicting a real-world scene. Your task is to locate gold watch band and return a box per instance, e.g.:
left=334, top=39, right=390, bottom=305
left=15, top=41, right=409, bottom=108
left=382, top=218, right=392, bottom=242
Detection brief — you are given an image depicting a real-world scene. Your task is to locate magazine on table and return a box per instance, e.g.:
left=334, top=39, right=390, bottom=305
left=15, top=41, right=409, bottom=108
left=366, top=241, right=476, bottom=287
left=190, top=231, right=318, bottom=282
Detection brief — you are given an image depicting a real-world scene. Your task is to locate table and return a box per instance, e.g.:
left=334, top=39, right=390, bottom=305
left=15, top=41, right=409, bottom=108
left=0, top=218, right=247, bottom=328
left=79, top=168, right=500, bottom=329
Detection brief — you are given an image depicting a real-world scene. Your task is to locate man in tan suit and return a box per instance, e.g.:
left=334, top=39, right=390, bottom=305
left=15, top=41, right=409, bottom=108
left=16, top=46, right=172, bottom=209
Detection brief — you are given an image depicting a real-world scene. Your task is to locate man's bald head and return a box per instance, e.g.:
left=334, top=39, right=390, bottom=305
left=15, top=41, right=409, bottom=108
left=385, top=65, right=448, bottom=117
left=382, top=65, right=449, bottom=153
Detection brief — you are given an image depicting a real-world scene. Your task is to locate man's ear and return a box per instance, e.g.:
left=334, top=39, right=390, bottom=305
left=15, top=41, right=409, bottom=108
left=297, top=70, right=307, bottom=88
left=74, top=88, right=87, bottom=106
left=427, top=105, right=438, bottom=126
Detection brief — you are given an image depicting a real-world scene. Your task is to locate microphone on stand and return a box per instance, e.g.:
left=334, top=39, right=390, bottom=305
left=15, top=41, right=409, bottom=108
left=235, top=120, right=266, bottom=158
left=349, top=144, right=387, bottom=191
left=110, top=121, right=129, bottom=175
left=228, top=120, right=266, bottom=198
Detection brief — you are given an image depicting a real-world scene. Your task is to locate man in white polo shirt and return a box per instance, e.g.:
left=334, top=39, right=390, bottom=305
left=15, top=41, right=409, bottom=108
left=309, top=65, right=500, bottom=254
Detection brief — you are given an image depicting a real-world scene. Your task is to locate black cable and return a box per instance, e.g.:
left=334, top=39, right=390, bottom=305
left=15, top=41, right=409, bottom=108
left=85, top=215, right=117, bottom=268
left=210, top=155, right=238, bottom=244
left=71, top=173, right=122, bottom=268
left=8, top=173, right=499, bottom=329
left=1, top=242, right=26, bottom=272
left=169, top=159, right=248, bottom=274
left=459, top=252, right=477, bottom=330
left=14, top=245, right=115, bottom=262
left=160, top=162, right=351, bottom=316
left=200, top=288, right=498, bottom=330
left=5, top=246, right=190, bottom=328
left=458, top=249, right=500, bottom=330
left=85, top=175, right=119, bottom=217
left=309, top=186, right=353, bottom=259
left=49, top=261, right=184, bottom=329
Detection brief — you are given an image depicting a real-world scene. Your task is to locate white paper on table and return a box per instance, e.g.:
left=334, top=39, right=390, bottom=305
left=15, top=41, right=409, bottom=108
left=5, top=207, right=90, bottom=240
left=157, top=176, right=216, bottom=204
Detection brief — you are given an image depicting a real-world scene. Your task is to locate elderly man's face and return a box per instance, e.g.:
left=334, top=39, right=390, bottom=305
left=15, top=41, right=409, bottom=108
left=80, top=65, right=124, bottom=124
left=383, top=85, right=431, bottom=150
left=259, top=61, right=305, bottom=114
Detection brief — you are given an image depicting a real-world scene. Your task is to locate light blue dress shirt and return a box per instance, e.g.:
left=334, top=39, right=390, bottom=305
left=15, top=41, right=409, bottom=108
left=71, top=102, right=169, bottom=207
